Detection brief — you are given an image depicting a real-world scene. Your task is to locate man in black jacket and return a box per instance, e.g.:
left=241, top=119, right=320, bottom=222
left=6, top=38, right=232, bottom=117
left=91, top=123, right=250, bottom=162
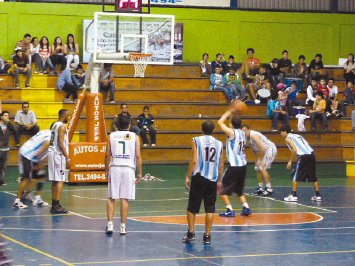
left=111, top=103, right=140, bottom=135
left=0, top=111, right=20, bottom=186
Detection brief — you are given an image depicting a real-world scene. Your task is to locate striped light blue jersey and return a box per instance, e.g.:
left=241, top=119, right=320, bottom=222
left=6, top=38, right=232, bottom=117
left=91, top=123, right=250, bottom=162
left=286, top=133, right=313, bottom=156
left=20, top=130, right=51, bottom=162
left=226, top=129, right=247, bottom=166
left=192, top=135, right=223, bottom=182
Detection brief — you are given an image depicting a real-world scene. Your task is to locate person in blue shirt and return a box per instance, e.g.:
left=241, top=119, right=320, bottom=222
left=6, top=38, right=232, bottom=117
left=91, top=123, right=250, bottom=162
left=56, top=63, right=78, bottom=103
left=267, top=92, right=290, bottom=131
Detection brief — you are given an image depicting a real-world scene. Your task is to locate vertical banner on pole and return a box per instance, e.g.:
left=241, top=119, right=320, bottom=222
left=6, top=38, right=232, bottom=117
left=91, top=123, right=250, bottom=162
left=86, top=93, right=105, bottom=142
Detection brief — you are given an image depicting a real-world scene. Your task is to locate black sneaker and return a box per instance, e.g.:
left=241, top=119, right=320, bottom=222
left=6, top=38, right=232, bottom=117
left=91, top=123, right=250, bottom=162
left=262, top=188, right=273, bottom=196
left=253, top=187, right=264, bottom=196
left=203, top=233, right=211, bottom=245
left=50, top=205, right=69, bottom=214
left=182, top=231, right=195, bottom=243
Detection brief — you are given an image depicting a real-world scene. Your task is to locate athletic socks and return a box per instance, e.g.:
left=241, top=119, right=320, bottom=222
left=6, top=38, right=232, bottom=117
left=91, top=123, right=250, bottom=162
left=120, top=223, right=126, bottom=228
left=242, top=202, right=249, bottom=209
left=258, top=183, right=263, bottom=188
left=315, top=191, right=321, bottom=197
left=226, top=205, right=233, bottom=211
left=266, top=183, right=272, bottom=189
left=52, top=200, right=59, bottom=207
left=292, top=191, right=297, bottom=197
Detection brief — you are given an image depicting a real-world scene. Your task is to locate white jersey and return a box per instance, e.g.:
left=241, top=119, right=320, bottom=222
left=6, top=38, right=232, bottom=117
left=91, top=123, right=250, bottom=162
left=286, top=133, right=313, bottom=156
left=20, top=130, right=51, bottom=162
left=249, top=130, right=275, bottom=153
left=48, top=121, right=68, bottom=155
left=109, top=131, right=136, bottom=169
left=226, top=129, right=247, bottom=167
left=192, top=135, right=223, bottom=182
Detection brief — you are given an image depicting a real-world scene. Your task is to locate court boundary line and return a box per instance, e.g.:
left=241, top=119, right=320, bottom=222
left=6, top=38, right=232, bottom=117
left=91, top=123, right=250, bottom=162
left=72, top=194, right=188, bottom=202
left=0, top=233, right=74, bottom=266
left=71, top=249, right=355, bottom=265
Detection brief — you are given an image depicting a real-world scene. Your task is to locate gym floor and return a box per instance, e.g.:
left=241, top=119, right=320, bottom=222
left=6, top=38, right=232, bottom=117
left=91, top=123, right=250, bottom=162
left=1, top=164, right=354, bottom=265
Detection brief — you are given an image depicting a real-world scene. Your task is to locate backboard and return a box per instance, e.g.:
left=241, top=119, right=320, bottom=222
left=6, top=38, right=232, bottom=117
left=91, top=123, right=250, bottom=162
left=89, top=12, right=175, bottom=65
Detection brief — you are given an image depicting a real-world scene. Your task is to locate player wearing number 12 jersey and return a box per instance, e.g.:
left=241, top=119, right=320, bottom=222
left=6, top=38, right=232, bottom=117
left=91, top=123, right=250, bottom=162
left=218, top=110, right=252, bottom=217
left=183, top=121, right=224, bottom=245
left=105, top=116, right=142, bottom=236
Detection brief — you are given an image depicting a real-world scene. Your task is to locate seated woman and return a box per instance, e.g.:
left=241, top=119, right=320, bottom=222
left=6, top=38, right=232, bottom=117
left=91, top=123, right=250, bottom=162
left=64, top=33, right=79, bottom=70
left=137, top=106, right=156, bottom=147
left=343, top=53, right=355, bottom=83
left=38, top=36, right=55, bottom=74
left=29, top=37, right=41, bottom=74
left=50, top=36, right=66, bottom=72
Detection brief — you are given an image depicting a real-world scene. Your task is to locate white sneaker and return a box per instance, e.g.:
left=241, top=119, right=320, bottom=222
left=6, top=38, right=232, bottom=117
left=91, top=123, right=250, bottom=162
left=143, top=144, right=148, bottom=147
left=119, top=225, right=127, bottom=235
left=13, top=199, right=28, bottom=209
left=311, top=195, right=322, bottom=202
left=284, top=194, right=298, bottom=202
left=105, top=223, right=113, bottom=235
left=151, top=144, right=156, bottom=147
left=33, top=196, right=49, bottom=207
left=254, top=99, right=261, bottom=104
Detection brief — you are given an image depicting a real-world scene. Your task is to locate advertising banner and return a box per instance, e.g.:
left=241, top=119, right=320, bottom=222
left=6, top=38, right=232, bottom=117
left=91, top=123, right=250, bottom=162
left=69, top=142, right=107, bottom=171
left=69, top=171, right=107, bottom=183
left=146, top=0, right=230, bottom=8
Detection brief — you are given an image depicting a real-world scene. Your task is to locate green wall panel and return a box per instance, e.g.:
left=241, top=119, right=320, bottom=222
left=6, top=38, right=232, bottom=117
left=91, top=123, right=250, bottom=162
left=0, top=13, right=8, bottom=59
left=340, top=24, right=355, bottom=57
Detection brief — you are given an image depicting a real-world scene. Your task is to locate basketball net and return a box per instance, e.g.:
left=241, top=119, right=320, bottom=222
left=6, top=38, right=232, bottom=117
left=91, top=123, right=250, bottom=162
left=129, top=52, right=152, bottom=78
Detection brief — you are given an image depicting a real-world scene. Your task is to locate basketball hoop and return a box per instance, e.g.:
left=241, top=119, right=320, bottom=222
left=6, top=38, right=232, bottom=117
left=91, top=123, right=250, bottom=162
left=129, top=52, right=152, bottom=78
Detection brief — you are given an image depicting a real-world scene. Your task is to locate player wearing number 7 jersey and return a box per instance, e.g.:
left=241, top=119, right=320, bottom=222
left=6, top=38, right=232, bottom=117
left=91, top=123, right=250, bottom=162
left=280, top=124, right=321, bottom=202
left=218, top=110, right=252, bottom=217
left=105, top=116, right=142, bottom=236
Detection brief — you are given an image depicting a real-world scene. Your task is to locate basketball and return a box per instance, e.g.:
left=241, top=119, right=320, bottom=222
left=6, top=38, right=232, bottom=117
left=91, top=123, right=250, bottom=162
left=231, top=99, right=247, bottom=114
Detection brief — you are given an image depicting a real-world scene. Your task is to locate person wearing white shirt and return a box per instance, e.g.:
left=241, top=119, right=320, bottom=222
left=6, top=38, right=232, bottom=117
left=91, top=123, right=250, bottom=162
left=306, top=79, right=318, bottom=105
left=326, top=78, right=339, bottom=116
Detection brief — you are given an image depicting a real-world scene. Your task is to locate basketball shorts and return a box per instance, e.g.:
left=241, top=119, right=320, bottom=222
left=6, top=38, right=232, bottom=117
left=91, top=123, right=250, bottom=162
left=255, top=145, right=277, bottom=170
left=292, top=152, right=317, bottom=182
left=221, top=165, right=247, bottom=196
left=187, top=174, right=217, bottom=214
left=48, top=152, right=67, bottom=182
left=108, top=166, right=136, bottom=200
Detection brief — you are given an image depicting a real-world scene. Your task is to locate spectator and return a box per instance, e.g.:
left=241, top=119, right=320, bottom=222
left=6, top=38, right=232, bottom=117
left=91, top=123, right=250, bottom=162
left=293, top=55, right=308, bottom=85
left=306, top=79, right=318, bottom=106
left=326, top=78, right=339, bottom=117
left=267, top=92, right=290, bottom=131
left=56, top=64, right=78, bottom=103
left=13, top=48, right=32, bottom=88
left=309, top=54, right=325, bottom=82
left=39, top=36, right=55, bottom=74
left=338, top=81, right=355, bottom=117
left=211, top=53, right=227, bottom=74
left=278, top=50, right=292, bottom=79
left=99, top=63, right=115, bottom=103
left=199, top=53, right=212, bottom=77
left=246, top=65, right=271, bottom=104
left=0, top=110, right=20, bottom=186
left=317, top=78, right=330, bottom=98
left=352, top=110, right=355, bottom=130
left=14, top=102, right=40, bottom=138
left=50, top=36, right=66, bottom=72
left=112, top=103, right=140, bottom=135
left=343, top=53, right=355, bottom=83
left=225, top=64, right=245, bottom=100
left=137, top=106, right=156, bottom=147
left=241, top=48, right=260, bottom=79
left=285, top=80, right=303, bottom=117
left=0, top=55, right=11, bottom=74
left=210, top=66, right=233, bottom=101
left=64, top=33, right=79, bottom=70
left=72, top=64, right=85, bottom=89
left=224, top=55, right=237, bottom=73
left=15, top=33, right=31, bottom=61
left=267, top=58, right=281, bottom=88
left=277, top=84, right=288, bottom=111
left=29, top=37, right=41, bottom=74
left=309, top=92, right=327, bottom=131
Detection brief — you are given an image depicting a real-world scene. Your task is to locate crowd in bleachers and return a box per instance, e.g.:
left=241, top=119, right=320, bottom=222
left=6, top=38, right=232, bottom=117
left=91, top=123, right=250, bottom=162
left=203, top=48, right=355, bottom=131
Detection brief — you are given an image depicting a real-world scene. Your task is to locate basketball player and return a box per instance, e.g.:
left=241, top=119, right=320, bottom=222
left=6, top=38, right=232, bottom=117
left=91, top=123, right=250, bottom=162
left=218, top=109, right=252, bottom=217
left=13, top=129, right=51, bottom=209
left=48, top=109, right=70, bottom=214
left=241, top=125, right=277, bottom=196
left=105, top=116, right=142, bottom=235
left=279, top=124, right=321, bottom=202
left=182, top=121, right=223, bottom=245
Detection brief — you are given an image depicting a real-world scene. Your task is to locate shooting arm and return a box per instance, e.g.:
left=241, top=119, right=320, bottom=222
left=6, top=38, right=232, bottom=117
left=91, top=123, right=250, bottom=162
left=218, top=110, right=234, bottom=139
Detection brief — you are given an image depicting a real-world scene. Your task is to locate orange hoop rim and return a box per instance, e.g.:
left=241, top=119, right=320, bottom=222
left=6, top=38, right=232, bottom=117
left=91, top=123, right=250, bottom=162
left=129, top=52, right=152, bottom=60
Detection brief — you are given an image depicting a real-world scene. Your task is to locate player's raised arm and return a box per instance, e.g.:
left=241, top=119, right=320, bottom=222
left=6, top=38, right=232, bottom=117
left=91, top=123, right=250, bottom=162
left=135, top=135, right=142, bottom=184
left=218, top=109, right=234, bottom=139
left=285, top=137, right=297, bottom=170
left=185, top=139, right=197, bottom=190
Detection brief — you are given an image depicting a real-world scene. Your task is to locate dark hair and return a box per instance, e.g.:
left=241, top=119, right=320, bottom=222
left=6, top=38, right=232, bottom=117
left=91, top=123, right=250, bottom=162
left=22, top=102, right=29, bottom=107
left=58, top=109, right=68, bottom=118
left=118, top=116, right=131, bottom=130
left=347, top=53, right=354, bottom=64
left=39, top=36, right=49, bottom=50
left=315, top=53, right=322, bottom=59
left=246, top=48, right=254, bottom=54
left=272, top=58, right=278, bottom=64
left=320, top=78, right=326, bottom=82
left=231, top=63, right=239, bottom=71
left=202, top=53, right=209, bottom=59
left=271, top=92, right=278, bottom=100
left=282, top=50, right=288, bottom=54
left=231, top=116, right=242, bottom=129
left=215, top=65, right=222, bottom=69
left=328, top=78, right=334, bottom=82
left=279, top=124, right=291, bottom=133
left=77, top=64, right=83, bottom=70
left=143, top=106, right=149, bottom=111
left=298, top=55, right=305, bottom=60
left=229, top=55, right=234, bottom=60
left=53, top=36, right=63, bottom=48
left=104, top=63, right=113, bottom=68
left=0, top=111, right=9, bottom=117
left=317, top=91, right=324, bottom=98
left=24, top=33, right=31, bottom=39
left=348, top=80, right=354, bottom=85
left=15, top=49, right=22, bottom=54
left=121, top=103, right=128, bottom=108
left=216, top=53, right=222, bottom=57
left=202, top=120, right=215, bottom=135
left=292, top=81, right=297, bottom=86
left=30, top=37, right=38, bottom=44
left=260, top=64, right=267, bottom=69
left=66, top=33, right=76, bottom=50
